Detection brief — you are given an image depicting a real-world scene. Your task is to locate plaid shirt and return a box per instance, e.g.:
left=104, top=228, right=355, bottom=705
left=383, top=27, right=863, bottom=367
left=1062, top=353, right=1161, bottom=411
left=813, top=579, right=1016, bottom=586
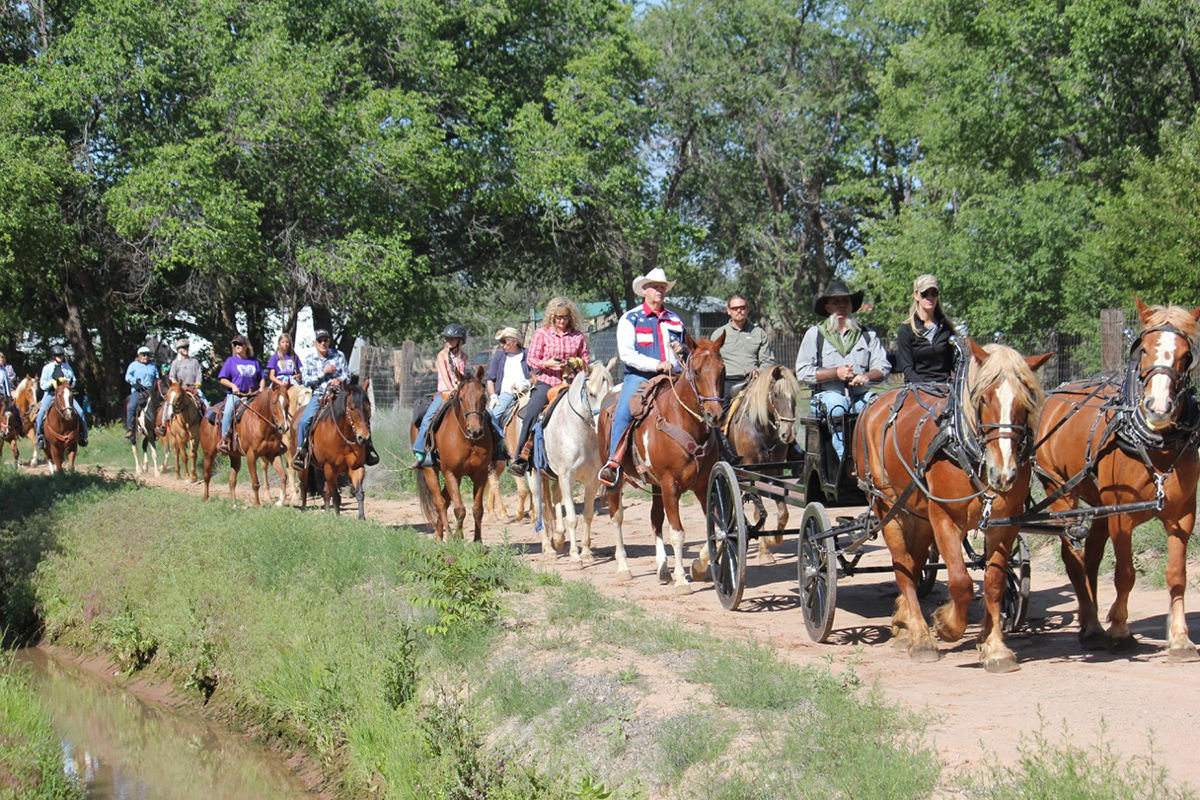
left=526, top=328, right=591, bottom=386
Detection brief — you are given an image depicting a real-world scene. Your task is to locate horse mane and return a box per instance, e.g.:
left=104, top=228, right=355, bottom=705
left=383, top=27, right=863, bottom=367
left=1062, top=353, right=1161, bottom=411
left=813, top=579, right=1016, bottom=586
left=740, top=366, right=801, bottom=430
left=332, top=382, right=367, bottom=418
left=1144, top=305, right=1199, bottom=343
left=962, top=344, right=1045, bottom=435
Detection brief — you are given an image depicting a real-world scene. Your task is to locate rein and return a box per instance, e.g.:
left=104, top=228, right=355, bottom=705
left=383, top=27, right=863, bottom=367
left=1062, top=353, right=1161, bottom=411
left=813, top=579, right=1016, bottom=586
left=449, top=384, right=489, bottom=442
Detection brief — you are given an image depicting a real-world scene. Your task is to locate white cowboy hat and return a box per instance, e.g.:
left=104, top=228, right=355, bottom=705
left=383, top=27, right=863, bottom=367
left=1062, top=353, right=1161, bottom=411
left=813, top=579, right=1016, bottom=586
left=493, top=326, right=523, bottom=345
left=632, top=267, right=677, bottom=297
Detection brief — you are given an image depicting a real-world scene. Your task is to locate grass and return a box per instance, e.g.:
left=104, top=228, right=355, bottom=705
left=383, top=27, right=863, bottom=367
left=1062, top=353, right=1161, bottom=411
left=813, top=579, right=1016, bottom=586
left=0, top=654, right=83, bottom=799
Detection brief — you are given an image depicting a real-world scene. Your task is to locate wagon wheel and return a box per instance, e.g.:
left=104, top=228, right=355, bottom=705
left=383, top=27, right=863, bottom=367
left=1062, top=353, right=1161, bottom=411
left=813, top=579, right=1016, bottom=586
left=797, top=502, right=837, bottom=642
left=917, top=543, right=939, bottom=598
left=743, top=492, right=766, bottom=535
left=1001, top=534, right=1032, bottom=633
left=705, top=461, right=748, bottom=611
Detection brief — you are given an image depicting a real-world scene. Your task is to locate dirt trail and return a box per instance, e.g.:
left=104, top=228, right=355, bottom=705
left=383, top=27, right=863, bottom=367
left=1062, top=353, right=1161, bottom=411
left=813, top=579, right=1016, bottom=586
left=99, top=465, right=1200, bottom=786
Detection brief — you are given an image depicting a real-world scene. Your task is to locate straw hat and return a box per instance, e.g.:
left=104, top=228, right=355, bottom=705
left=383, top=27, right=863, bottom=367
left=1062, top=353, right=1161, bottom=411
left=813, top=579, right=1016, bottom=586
left=494, top=326, right=523, bottom=345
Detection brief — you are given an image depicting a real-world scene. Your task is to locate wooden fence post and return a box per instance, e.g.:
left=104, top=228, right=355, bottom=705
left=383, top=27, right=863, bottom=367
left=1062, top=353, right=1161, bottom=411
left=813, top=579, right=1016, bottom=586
left=1100, top=308, right=1126, bottom=373
left=396, top=341, right=415, bottom=408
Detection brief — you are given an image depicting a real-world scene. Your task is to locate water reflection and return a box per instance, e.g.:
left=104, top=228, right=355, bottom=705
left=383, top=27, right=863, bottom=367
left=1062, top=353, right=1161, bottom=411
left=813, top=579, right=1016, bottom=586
left=11, top=648, right=308, bottom=799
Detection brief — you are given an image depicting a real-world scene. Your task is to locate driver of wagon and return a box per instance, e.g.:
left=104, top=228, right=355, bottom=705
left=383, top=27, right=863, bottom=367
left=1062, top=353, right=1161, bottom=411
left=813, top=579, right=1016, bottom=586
left=794, top=280, right=890, bottom=459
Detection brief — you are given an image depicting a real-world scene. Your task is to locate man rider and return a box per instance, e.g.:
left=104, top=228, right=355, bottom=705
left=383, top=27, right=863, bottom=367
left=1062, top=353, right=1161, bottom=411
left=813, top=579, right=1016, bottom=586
left=714, top=294, right=775, bottom=404
left=292, top=330, right=380, bottom=469
left=36, top=345, right=88, bottom=449
left=124, top=345, right=159, bottom=442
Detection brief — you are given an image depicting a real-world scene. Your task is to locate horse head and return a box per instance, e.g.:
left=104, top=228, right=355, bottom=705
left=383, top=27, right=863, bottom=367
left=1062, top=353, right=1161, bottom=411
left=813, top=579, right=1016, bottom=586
left=964, top=339, right=1051, bottom=493
left=162, top=380, right=183, bottom=425
left=338, top=379, right=372, bottom=445
left=1134, top=296, right=1200, bottom=431
left=584, top=357, right=617, bottom=413
left=54, top=379, right=73, bottom=420
left=747, top=365, right=801, bottom=446
left=684, top=332, right=726, bottom=427
left=456, top=366, right=489, bottom=440
left=268, top=382, right=291, bottom=434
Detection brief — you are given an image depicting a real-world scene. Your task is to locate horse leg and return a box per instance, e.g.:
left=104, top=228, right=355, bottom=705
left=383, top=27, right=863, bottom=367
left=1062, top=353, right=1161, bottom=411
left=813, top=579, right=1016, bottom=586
left=444, top=472, right=467, bottom=540
left=246, top=454, right=263, bottom=507
left=538, top=473, right=557, bottom=559
left=1104, top=516, right=1139, bottom=652
left=131, top=441, right=141, bottom=474
left=660, top=479, right=692, bottom=595
left=1062, top=517, right=1108, bottom=650
left=471, top=472, right=486, bottom=543
left=517, top=472, right=531, bottom=521
left=650, top=488, right=670, bottom=584
left=609, top=486, right=631, bottom=580
left=977, top=528, right=1020, bottom=673
left=550, top=480, right=567, bottom=551
left=487, top=468, right=507, bottom=521
left=352, top=467, right=366, bottom=520
left=272, top=455, right=289, bottom=508
left=1164, top=510, right=1199, bottom=662
left=757, top=498, right=788, bottom=565
left=578, top=473, right=597, bottom=565
left=562, top=471, right=581, bottom=563
left=881, top=516, right=938, bottom=661
left=323, top=463, right=339, bottom=514
left=227, top=455, right=241, bottom=503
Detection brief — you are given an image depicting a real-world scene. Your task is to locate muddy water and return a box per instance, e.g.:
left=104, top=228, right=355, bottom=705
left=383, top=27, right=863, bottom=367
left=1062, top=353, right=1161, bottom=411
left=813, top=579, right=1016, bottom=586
left=12, top=648, right=309, bottom=799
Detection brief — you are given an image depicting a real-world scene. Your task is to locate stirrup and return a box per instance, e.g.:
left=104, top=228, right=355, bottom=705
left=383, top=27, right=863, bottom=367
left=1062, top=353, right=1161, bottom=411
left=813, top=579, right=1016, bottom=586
left=291, top=448, right=307, bottom=471
left=598, top=461, right=620, bottom=488
left=508, top=459, right=528, bottom=478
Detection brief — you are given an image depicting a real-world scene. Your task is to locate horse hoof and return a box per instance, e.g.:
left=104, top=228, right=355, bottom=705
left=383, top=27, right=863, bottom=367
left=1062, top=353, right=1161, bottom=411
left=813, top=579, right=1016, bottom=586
left=673, top=581, right=694, bottom=596
left=580, top=550, right=595, bottom=565
left=1106, top=633, right=1138, bottom=654
left=891, top=630, right=911, bottom=650
left=908, top=646, right=940, bottom=663
left=615, top=569, right=633, bottom=583
left=1079, top=628, right=1107, bottom=651
left=689, top=559, right=708, bottom=582
left=1166, top=645, right=1200, bottom=663
left=657, top=563, right=671, bottom=584
left=982, top=653, right=1020, bottom=674
left=755, top=550, right=776, bottom=566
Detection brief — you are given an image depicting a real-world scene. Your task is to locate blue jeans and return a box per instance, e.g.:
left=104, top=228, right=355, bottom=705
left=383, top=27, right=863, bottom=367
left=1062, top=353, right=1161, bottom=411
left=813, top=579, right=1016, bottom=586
left=126, top=389, right=144, bottom=431
left=295, top=395, right=321, bottom=446
left=815, top=389, right=870, bottom=459
left=414, top=394, right=443, bottom=454
left=221, top=394, right=240, bottom=436
left=37, top=393, right=88, bottom=439
left=608, top=374, right=649, bottom=459
left=491, top=392, right=517, bottom=428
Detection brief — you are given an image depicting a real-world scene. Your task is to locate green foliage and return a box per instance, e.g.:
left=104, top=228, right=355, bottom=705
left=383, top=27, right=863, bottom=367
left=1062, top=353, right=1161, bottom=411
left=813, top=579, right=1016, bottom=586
left=0, top=656, right=84, bottom=799
left=100, top=604, right=158, bottom=675
left=685, top=640, right=808, bottom=711
left=653, top=712, right=733, bottom=783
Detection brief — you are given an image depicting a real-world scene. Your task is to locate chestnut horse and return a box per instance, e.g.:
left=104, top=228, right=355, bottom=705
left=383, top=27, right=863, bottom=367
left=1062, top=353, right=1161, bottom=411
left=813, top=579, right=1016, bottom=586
left=853, top=341, right=1051, bottom=672
left=160, top=381, right=203, bottom=481
left=411, top=366, right=493, bottom=541
left=1036, top=299, right=1200, bottom=661
left=597, top=334, right=726, bottom=594
left=199, top=384, right=291, bottom=506
left=13, top=377, right=39, bottom=467
left=41, top=379, right=82, bottom=473
left=298, top=380, right=372, bottom=519
left=0, top=394, right=24, bottom=467
left=486, top=386, right=534, bottom=522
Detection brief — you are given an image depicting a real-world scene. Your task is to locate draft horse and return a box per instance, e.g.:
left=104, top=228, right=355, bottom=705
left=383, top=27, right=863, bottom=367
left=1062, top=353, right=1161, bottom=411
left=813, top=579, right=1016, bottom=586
left=199, top=384, right=291, bottom=506
left=298, top=380, right=373, bottom=519
left=160, top=381, right=204, bottom=481
left=853, top=340, right=1051, bottom=673
left=596, top=334, right=726, bottom=594
left=13, top=377, right=39, bottom=466
left=42, top=379, right=83, bottom=473
left=1036, top=299, right=1200, bottom=661
left=411, top=366, right=493, bottom=542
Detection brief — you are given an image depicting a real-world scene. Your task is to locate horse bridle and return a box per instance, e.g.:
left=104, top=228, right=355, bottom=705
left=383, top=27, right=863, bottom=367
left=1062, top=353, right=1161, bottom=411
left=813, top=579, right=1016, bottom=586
left=329, top=388, right=370, bottom=446
left=451, top=385, right=489, bottom=441
left=1131, top=324, right=1195, bottom=419
left=671, top=351, right=723, bottom=425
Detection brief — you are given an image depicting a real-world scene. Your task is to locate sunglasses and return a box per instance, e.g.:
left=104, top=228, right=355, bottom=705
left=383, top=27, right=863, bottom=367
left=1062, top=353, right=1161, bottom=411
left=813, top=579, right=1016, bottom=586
left=552, top=314, right=571, bottom=321
left=728, top=305, right=747, bottom=311
left=316, top=337, right=330, bottom=344
left=920, top=288, right=940, bottom=299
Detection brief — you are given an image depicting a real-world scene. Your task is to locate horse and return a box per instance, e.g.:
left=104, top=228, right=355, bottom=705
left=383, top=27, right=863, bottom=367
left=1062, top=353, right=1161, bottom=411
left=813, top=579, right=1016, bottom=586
left=596, top=334, right=726, bottom=594
left=1035, top=299, right=1200, bottom=661
left=160, top=381, right=203, bottom=481
left=0, top=394, right=24, bottom=467
left=298, top=380, right=372, bottom=519
left=534, top=357, right=616, bottom=563
left=277, top=383, right=312, bottom=504
left=13, top=377, right=39, bottom=467
left=41, top=379, right=82, bottom=473
left=852, top=340, right=1051, bottom=672
left=199, top=384, right=291, bottom=506
left=722, top=365, right=802, bottom=564
left=411, top=366, right=493, bottom=542
left=130, top=377, right=169, bottom=475
left=486, top=385, right=534, bottom=523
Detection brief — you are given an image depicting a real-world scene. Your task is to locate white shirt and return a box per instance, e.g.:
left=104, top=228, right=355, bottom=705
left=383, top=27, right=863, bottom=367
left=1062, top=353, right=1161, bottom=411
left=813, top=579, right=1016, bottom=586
left=500, top=352, right=526, bottom=394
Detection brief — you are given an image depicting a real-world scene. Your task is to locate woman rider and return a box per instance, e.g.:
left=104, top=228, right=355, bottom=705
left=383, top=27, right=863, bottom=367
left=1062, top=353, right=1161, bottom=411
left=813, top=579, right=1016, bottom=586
left=507, top=297, right=592, bottom=478
left=409, top=323, right=469, bottom=468
left=266, top=333, right=303, bottom=388
left=216, top=335, right=264, bottom=454
left=35, top=345, right=89, bottom=449
left=894, top=274, right=957, bottom=383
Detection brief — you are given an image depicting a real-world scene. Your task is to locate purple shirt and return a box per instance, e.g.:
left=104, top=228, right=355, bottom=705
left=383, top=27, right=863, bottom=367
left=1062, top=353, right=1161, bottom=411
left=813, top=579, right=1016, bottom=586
left=266, top=352, right=303, bottom=384
left=218, top=356, right=262, bottom=394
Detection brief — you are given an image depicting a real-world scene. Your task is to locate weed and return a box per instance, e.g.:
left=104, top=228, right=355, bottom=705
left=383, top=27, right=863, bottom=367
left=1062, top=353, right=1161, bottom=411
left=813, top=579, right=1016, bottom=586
left=686, top=639, right=807, bottom=711
left=567, top=775, right=614, bottom=799
left=0, top=654, right=84, bottom=798
left=102, top=604, right=157, bottom=674
left=182, top=637, right=218, bottom=700
left=654, top=712, right=733, bottom=783
left=410, top=555, right=503, bottom=636
left=484, top=660, right=570, bottom=721
left=547, top=579, right=616, bottom=625
left=382, top=626, right=417, bottom=709
left=613, top=665, right=640, bottom=686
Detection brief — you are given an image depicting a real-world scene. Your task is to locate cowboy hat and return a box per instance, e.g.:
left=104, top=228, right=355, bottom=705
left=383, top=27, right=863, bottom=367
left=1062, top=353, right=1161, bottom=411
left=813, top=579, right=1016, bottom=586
left=632, top=267, right=677, bottom=297
left=137, top=346, right=152, bottom=355
left=175, top=338, right=190, bottom=349
left=493, top=326, right=523, bottom=344
left=813, top=279, right=865, bottom=318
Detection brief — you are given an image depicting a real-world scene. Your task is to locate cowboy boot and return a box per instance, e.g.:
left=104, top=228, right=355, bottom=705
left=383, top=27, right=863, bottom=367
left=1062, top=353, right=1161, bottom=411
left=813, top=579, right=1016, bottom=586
left=507, top=439, right=535, bottom=477
left=217, top=431, right=233, bottom=455
left=291, top=443, right=307, bottom=471
left=598, top=434, right=631, bottom=487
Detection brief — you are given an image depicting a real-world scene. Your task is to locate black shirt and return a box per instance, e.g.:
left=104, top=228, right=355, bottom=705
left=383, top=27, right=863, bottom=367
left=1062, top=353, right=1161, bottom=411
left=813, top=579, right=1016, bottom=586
left=895, top=319, right=955, bottom=383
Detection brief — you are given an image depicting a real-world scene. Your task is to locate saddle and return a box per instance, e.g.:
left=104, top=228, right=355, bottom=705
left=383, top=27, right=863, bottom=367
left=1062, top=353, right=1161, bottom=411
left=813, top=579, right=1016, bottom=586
left=412, top=391, right=455, bottom=461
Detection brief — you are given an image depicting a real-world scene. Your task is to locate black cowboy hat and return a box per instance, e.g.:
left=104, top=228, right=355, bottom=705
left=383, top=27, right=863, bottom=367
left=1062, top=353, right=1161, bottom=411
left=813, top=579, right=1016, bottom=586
left=813, top=280, right=865, bottom=318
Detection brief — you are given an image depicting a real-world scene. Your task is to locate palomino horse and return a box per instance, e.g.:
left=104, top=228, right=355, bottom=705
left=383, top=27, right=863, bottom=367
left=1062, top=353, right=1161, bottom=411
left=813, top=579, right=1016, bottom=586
left=486, top=385, right=534, bottom=522
left=1036, top=299, right=1200, bottom=661
left=597, top=334, right=726, bottom=593
left=277, top=384, right=311, bottom=504
left=199, top=384, right=291, bottom=506
left=298, top=381, right=372, bottom=519
left=722, top=365, right=802, bottom=564
left=0, top=394, right=24, bottom=467
left=853, top=340, right=1051, bottom=672
left=412, top=366, right=493, bottom=541
left=160, top=381, right=203, bottom=481
left=13, top=377, right=39, bottom=466
left=41, top=379, right=82, bottom=473
left=534, top=358, right=615, bottom=563
left=130, top=377, right=168, bottom=475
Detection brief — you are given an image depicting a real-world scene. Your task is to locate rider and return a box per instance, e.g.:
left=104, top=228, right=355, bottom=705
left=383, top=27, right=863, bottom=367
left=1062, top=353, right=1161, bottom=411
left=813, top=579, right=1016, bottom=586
left=486, top=327, right=530, bottom=426
left=166, top=338, right=209, bottom=408
left=894, top=274, right=957, bottom=383
left=35, top=345, right=88, bottom=449
left=124, top=345, right=159, bottom=442
left=292, top=329, right=380, bottom=469
left=266, top=333, right=303, bottom=388
left=216, top=334, right=264, bottom=455
left=508, top=297, right=592, bottom=478
left=598, top=268, right=688, bottom=488
left=794, top=280, right=890, bottom=459
left=714, top=294, right=775, bottom=404
left=409, top=323, right=468, bottom=469
left=0, top=350, right=15, bottom=400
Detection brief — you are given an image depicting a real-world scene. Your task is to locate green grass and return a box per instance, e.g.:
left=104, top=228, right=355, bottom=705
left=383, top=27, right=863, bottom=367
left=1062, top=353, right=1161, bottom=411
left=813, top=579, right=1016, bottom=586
left=653, top=712, right=734, bottom=783
left=0, top=654, right=83, bottom=799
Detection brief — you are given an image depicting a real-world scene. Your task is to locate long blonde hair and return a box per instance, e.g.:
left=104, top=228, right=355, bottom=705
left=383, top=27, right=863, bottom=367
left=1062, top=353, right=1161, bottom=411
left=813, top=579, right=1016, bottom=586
left=542, top=296, right=584, bottom=332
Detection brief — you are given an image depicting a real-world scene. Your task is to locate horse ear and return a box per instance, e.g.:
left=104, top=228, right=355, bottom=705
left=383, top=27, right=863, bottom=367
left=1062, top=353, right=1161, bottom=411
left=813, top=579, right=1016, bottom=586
left=1191, top=306, right=1200, bottom=322
left=685, top=332, right=698, bottom=351
left=475, top=364, right=486, bottom=381
left=361, top=377, right=371, bottom=392
left=1135, top=294, right=1152, bottom=323
left=606, top=356, right=617, bottom=373
left=1025, top=352, right=1053, bottom=372
left=966, top=337, right=990, bottom=364
left=711, top=330, right=726, bottom=349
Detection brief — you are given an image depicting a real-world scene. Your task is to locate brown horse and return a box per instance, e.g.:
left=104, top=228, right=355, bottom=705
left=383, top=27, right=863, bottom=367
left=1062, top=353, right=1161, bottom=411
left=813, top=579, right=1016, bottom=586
left=160, top=381, right=203, bottom=481
left=298, top=380, right=372, bottom=519
left=412, top=366, right=493, bottom=541
left=853, top=341, right=1051, bottom=672
left=41, top=379, right=82, bottom=473
left=1036, top=299, right=1200, bottom=661
left=199, top=384, right=291, bottom=506
left=0, top=394, right=24, bottom=467
left=723, top=365, right=802, bottom=564
left=13, top=377, right=39, bottom=467
left=597, top=333, right=726, bottom=593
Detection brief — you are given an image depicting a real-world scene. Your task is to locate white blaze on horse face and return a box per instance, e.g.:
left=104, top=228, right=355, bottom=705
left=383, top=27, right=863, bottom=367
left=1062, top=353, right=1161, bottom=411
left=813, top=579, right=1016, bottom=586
left=991, top=379, right=1017, bottom=485
left=1145, top=334, right=1178, bottom=418
left=62, top=386, right=72, bottom=418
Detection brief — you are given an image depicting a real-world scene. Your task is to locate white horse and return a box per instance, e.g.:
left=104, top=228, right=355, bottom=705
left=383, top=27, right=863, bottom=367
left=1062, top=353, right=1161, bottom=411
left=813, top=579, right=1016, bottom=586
left=534, top=358, right=615, bottom=563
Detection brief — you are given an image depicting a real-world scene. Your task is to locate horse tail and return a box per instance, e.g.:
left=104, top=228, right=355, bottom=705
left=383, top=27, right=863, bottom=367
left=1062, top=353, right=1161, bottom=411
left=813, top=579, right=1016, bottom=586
left=416, top=469, right=439, bottom=528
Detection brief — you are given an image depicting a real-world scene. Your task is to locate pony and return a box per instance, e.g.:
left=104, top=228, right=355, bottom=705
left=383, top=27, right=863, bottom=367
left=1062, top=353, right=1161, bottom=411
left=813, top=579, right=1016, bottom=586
left=13, top=377, right=39, bottom=467
left=130, top=377, right=169, bottom=475
left=199, top=384, right=291, bottom=506
left=534, top=357, right=616, bottom=563
left=160, top=380, right=203, bottom=481
left=41, top=379, right=82, bottom=473
left=0, top=394, right=24, bottom=467
left=596, top=334, right=726, bottom=593
left=298, top=380, right=372, bottom=519
left=411, top=366, right=493, bottom=541
left=486, top=385, right=534, bottom=523
left=1036, top=299, right=1200, bottom=661
left=853, top=340, right=1051, bottom=672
